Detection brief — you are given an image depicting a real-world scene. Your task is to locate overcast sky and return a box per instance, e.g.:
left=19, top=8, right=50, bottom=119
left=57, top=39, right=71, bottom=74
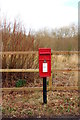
left=0, top=0, right=79, bottom=32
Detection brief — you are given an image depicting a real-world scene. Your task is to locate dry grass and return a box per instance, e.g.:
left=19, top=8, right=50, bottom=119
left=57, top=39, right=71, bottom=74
left=52, top=54, right=78, bottom=70
left=52, top=54, right=78, bottom=86
left=2, top=53, right=79, bottom=87
left=0, top=20, right=78, bottom=86
left=0, top=20, right=38, bottom=86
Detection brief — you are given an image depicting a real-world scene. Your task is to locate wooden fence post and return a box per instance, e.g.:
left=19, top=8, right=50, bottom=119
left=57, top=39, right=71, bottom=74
left=49, top=73, right=52, bottom=90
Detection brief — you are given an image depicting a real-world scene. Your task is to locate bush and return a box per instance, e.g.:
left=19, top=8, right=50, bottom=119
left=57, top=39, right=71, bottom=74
left=16, top=79, right=26, bottom=87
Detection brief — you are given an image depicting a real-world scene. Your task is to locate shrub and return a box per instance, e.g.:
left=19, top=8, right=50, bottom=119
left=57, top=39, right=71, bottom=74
left=16, top=79, right=26, bottom=87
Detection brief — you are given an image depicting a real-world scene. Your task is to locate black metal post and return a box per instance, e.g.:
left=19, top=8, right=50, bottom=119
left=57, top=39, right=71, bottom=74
left=43, top=77, right=47, bottom=104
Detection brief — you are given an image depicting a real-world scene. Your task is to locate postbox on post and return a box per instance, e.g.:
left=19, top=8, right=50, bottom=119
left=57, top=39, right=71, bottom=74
left=39, top=48, right=51, bottom=104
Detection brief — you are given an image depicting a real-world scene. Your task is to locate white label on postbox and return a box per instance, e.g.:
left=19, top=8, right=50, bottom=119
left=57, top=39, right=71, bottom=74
left=43, top=63, right=47, bottom=72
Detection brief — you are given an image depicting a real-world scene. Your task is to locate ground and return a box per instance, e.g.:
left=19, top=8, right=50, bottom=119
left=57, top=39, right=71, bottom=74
left=2, top=54, right=80, bottom=118
left=2, top=90, right=80, bottom=118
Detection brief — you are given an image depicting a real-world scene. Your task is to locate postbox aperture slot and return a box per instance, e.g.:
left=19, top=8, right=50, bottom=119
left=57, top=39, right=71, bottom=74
left=40, top=52, right=50, bottom=55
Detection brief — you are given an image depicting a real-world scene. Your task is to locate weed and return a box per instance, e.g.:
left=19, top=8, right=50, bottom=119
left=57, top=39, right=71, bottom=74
left=27, top=110, right=33, bottom=116
left=65, top=106, right=71, bottom=113
left=48, top=108, right=53, bottom=113
left=2, top=109, right=5, bottom=113
left=47, top=80, right=49, bottom=85
left=16, top=79, right=26, bottom=87
left=8, top=107, right=16, bottom=113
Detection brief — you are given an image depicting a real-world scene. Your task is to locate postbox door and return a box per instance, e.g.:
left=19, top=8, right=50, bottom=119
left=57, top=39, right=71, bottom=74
left=39, top=48, right=51, bottom=77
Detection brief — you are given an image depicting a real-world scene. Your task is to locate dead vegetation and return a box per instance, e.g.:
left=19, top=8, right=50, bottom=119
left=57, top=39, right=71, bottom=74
left=0, top=19, right=78, bottom=87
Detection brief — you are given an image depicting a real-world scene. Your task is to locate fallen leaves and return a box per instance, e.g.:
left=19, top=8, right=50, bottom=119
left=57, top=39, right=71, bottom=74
left=2, top=90, right=80, bottom=118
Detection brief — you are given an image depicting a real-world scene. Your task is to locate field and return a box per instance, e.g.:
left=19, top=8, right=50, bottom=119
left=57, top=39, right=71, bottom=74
left=0, top=20, right=79, bottom=118
left=2, top=54, right=80, bottom=118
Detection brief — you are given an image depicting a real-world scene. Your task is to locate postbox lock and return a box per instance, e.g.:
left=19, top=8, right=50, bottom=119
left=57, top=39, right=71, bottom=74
left=44, top=60, right=46, bottom=63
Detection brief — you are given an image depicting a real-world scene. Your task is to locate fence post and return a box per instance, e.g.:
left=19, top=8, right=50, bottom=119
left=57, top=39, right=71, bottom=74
left=49, top=73, right=52, bottom=90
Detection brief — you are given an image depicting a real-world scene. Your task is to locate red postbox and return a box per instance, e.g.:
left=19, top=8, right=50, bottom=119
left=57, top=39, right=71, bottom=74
left=39, top=48, right=51, bottom=77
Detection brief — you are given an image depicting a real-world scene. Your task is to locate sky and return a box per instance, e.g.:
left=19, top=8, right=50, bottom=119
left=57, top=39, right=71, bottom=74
left=0, top=0, right=79, bottom=32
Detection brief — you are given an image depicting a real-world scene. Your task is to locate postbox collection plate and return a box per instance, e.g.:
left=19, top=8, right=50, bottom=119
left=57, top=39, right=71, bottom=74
left=39, top=48, right=51, bottom=77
